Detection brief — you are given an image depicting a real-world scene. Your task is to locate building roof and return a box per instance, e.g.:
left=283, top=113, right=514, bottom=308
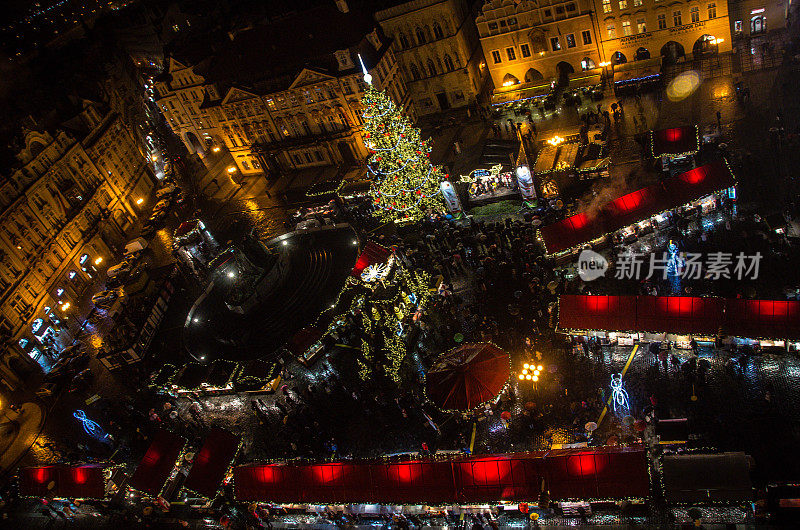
left=539, top=160, right=735, bottom=255
left=650, top=125, right=700, bottom=157
left=195, top=2, right=386, bottom=93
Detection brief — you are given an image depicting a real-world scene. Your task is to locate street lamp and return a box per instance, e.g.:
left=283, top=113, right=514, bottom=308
left=94, top=257, right=103, bottom=265
left=212, top=146, right=221, bottom=153
left=227, top=166, right=237, bottom=174
left=517, top=363, right=544, bottom=391
left=136, top=197, right=144, bottom=205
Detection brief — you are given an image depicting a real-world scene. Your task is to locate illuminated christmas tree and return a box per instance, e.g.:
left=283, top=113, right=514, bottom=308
left=360, top=58, right=445, bottom=223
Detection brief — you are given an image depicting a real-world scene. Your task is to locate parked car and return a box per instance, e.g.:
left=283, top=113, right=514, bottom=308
left=92, top=288, right=123, bottom=307
left=106, top=260, right=133, bottom=279
left=156, top=184, right=177, bottom=199
left=123, top=237, right=149, bottom=258
left=153, top=198, right=171, bottom=212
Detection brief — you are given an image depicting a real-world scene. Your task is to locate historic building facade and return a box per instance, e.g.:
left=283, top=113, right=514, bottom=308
left=727, top=0, right=788, bottom=40
left=0, top=102, right=154, bottom=390
left=476, top=0, right=602, bottom=88
left=376, top=0, right=489, bottom=115
left=594, top=0, right=732, bottom=65
left=154, top=1, right=409, bottom=179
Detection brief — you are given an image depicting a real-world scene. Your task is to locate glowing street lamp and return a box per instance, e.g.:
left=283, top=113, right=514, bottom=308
left=94, top=257, right=103, bottom=265
left=227, top=166, right=238, bottom=174
left=547, top=135, right=565, bottom=147
left=135, top=197, right=144, bottom=205
left=212, top=146, right=221, bottom=153
left=518, top=363, right=544, bottom=390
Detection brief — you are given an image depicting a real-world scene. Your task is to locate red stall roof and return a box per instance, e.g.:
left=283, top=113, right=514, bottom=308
left=723, top=299, right=800, bottom=340
left=651, top=125, right=699, bottom=157
left=184, top=428, right=240, bottom=498
left=559, top=295, right=724, bottom=335
left=351, top=241, right=391, bottom=278
left=559, top=295, right=800, bottom=339
left=129, top=429, right=186, bottom=496
left=234, top=448, right=648, bottom=504
left=20, top=465, right=106, bottom=499
left=540, top=161, right=735, bottom=255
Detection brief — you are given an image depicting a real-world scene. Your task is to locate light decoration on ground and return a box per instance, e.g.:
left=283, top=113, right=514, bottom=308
left=360, top=256, right=394, bottom=283
left=610, top=373, right=630, bottom=416
left=359, top=55, right=444, bottom=223
left=547, top=135, right=565, bottom=146
left=74, top=410, right=110, bottom=442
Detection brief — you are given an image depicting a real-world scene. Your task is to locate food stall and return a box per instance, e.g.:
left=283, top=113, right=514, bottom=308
left=612, top=57, right=663, bottom=97
left=650, top=125, right=700, bottom=173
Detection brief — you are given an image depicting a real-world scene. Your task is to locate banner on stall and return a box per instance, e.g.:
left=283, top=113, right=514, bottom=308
left=515, top=165, right=536, bottom=200
left=440, top=181, right=463, bottom=215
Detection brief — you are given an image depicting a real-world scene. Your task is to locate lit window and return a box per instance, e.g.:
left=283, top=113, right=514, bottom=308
left=633, top=0, right=642, bottom=5
left=565, top=34, right=576, bottom=48
left=606, top=24, right=616, bottom=39
left=637, top=19, right=646, bottom=33
left=19, top=338, right=28, bottom=349
left=550, top=37, right=561, bottom=51
left=69, top=271, right=77, bottom=279
left=602, top=0, right=611, bottom=14
left=734, top=20, right=743, bottom=33
left=79, top=254, right=89, bottom=264
left=618, top=0, right=627, bottom=9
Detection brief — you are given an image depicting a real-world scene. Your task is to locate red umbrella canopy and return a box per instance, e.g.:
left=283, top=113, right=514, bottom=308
left=426, top=343, right=510, bottom=411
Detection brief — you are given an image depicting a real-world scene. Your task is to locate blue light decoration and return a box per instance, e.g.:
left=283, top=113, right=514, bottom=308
left=74, top=410, right=110, bottom=442
left=610, top=373, right=630, bottom=416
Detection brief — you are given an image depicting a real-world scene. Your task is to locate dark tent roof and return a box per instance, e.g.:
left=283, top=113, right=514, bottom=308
left=663, top=452, right=752, bottom=503
left=129, top=429, right=186, bottom=496
left=184, top=428, right=240, bottom=498
left=234, top=448, right=649, bottom=504
left=20, top=465, right=106, bottom=499
left=558, top=295, right=800, bottom=339
left=540, top=160, right=735, bottom=255
left=650, top=125, right=699, bottom=157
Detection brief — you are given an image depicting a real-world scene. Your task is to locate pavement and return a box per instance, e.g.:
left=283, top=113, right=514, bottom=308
left=0, top=403, right=44, bottom=480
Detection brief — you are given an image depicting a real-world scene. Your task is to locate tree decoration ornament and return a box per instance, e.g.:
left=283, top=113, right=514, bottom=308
left=361, top=83, right=444, bottom=223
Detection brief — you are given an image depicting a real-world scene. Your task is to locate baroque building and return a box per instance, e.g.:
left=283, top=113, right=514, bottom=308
left=375, top=0, right=490, bottom=115
left=154, top=0, right=408, bottom=179
left=476, top=0, right=603, bottom=91
left=0, top=102, right=154, bottom=391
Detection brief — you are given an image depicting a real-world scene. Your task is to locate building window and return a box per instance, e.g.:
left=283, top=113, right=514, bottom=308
left=602, top=0, right=611, bottom=14
left=622, top=20, right=632, bottom=36
left=433, top=22, right=444, bottom=39
left=565, top=34, right=576, bottom=48
left=550, top=37, right=561, bottom=51
left=637, top=19, right=646, bottom=33
left=708, top=3, right=717, bottom=19
left=673, top=10, right=682, bottom=26
left=508, top=17, right=517, bottom=26
left=691, top=6, right=700, bottom=23
left=582, top=30, right=592, bottom=45
left=506, top=47, right=516, bottom=60
left=544, top=9, right=552, bottom=17
left=443, top=54, right=455, bottom=71
left=633, top=0, right=642, bottom=5
left=555, top=6, right=564, bottom=14
left=415, top=27, right=426, bottom=44
left=242, top=160, right=250, bottom=170
left=618, top=0, right=627, bottom=9
left=426, top=59, right=437, bottom=76
left=658, top=13, right=667, bottom=29
left=566, top=3, right=576, bottom=12
left=734, top=20, right=743, bottom=34
left=520, top=43, right=531, bottom=57
left=606, top=24, right=616, bottom=39
left=410, top=63, right=421, bottom=79
left=491, top=50, right=502, bottom=63
left=488, top=22, right=498, bottom=30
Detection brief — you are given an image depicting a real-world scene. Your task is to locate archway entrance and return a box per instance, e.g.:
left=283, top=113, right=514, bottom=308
left=660, top=41, right=686, bottom=64
left=634, top=47, right=650, bottom=61
left=751, top=15, right=766, bottom=35
left=502, top=73, right=520, bottom=86
left=580, top=57, right=596, bottom=70
left=693, top=34, right=718, bottom=58
left=524, top=68, right=544, bottom=83
left=556, top=61, right=574, bottom=85
left=185, top=132, right=205, bottom=156
left=611, top=52, right=627, bottom=66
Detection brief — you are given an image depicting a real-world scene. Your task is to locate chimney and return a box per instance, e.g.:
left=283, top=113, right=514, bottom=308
left=335, top=0, right=349, bottom=13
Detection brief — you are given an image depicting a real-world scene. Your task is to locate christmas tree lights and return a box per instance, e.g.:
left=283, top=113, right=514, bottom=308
left=360, top=58, right=444, bottom=223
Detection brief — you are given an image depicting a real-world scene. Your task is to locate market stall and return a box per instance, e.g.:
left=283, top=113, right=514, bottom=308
left=20, top=465, right=107, bottom=499
left=129, top=429, right=186, bottom=497
left=491, top=79, right=554, bottom=106
left=612, top=57, right=662, bottom=97
left=650, top=125, right=700, bottom=173
left=184, top=428, right=241, bottom=498
left=539, top=160, right=736, bottom=256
